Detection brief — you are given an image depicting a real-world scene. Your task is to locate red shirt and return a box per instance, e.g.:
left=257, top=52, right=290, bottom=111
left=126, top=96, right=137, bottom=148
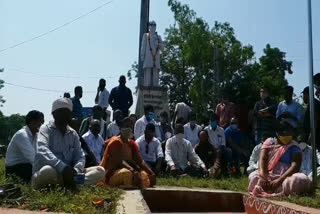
left=215, top=102, right=235, bottom=129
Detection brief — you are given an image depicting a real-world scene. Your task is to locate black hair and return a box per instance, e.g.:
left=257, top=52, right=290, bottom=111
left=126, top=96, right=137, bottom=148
left=210, top=111, right=219, bottom=121
left=74, top=86, right=82, bottom=94
left=26, top=110, right=44, bottom=125
left=198, top=129, right=208, bottom=138
left=145, top=123, right=156, bottom=132
left=276, top=120, right=293, bottom=134
left=63, top=92, right=71, bottom=98
left=144, top=105, right=154, bottom=113
left=119, top=75, right=126, bottom=80
left=92, top=105, right=103, bottom=112
left=285, top=86, right=294, bottom=94
left=174, top=123, right=184, bottom=134
left=119, top=117, right=132, bottom=128
left=99, top=78, right=106, bottom=83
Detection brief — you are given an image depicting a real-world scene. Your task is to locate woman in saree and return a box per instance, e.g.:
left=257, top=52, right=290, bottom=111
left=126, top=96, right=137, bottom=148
left=99, top=117, right=156, bottom=189
left=248, top=121, right=312, bottom=197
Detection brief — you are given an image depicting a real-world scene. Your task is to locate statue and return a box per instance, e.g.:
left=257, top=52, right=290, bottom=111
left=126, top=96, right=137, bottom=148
left=140, top=21, right=164, bottom=87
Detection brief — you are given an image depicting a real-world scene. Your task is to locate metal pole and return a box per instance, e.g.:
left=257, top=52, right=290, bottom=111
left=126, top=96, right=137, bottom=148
left=138, top=0, right=150, bottom=87
left=307, top=0, right=317, bottom=188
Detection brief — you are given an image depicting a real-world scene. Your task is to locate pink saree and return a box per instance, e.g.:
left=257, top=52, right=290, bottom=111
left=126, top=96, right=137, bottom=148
left=248, top=138, right=312, bottom=197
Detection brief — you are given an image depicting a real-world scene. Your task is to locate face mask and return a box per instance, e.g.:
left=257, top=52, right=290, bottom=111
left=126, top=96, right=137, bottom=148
left=120, top=128, right=133, bottom=139
left=147, top=112, right=155, bottom=121
left=210, top=121, right=217, bottom=129
left=230, top=124, right=238, bottom=130
left=176, top=133, right=184, bottom=141
left=277, top=135, right=293, bottom=145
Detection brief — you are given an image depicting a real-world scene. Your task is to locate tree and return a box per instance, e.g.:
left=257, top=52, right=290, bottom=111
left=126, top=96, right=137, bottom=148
left=0, top=68, right=5, bottom=107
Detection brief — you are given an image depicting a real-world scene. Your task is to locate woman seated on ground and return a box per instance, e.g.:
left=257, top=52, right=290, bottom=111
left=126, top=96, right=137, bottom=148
left=99, top=117, right=156, bottom=189
left=248, top=121, right=312, bottom=197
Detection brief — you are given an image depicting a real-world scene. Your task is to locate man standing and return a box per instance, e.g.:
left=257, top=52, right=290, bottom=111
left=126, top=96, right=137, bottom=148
left=71, top=86, right=83, bottom=120
left=253, top=87, right=278, bottom=145
left=166, top=124, right=207, bottom=178
left=107, top=109, right=123, bottom=138
left=108, top=76, right=133, bottom=117
left=82, top=120, right=104, bottom=164
left=302, top=86, right=320, bottom=151
left=80, top=105, right=108, bottom=140
left=276, top=86, right=302, bottom=129
left=215, top=93, right=236, bottom=129
left=32, top=98, right=105, bottom=190
left=5, top=110, right=44, bottom=182
left=95, top=79, right=110, bottom=110
left=136, top=124, right=164, bottom=175
left=184, top=112, right=202, bottom=148
left=134, top=105, right=160, bottom=140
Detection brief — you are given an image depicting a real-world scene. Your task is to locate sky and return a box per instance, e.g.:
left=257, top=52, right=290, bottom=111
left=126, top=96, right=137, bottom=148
left=0, top=0, right=319, bottom=121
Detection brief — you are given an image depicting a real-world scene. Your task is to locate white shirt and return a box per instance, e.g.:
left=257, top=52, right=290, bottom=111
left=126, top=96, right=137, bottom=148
left=247, top=143, right=262, bottom=175
left=5, top=126, right=36, bottom=166
left=204, top=125, right=226, bottom=148
left=134, top=116, right=161, bottom=140
left=165, top=135, right=205, bottom=171
left=82, top=131, right=104, bottom=163
left=136, top=135, right=163, bottom=163
left=184, top=123, right=202, bottom=148
left=96, top=88, right=110, bottom=109
left=107, top=121, right=120, bottom=138
left=175, top=102, right=191, bottom=123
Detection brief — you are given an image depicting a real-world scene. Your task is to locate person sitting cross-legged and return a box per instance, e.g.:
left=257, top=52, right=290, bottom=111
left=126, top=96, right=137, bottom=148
left=194, top=130, right=221, bottom=178
left=248, top=121, right=312, bottom=197
left=5, top=110, right=44, bottom=183
left=100, top=117, right=156, bottom=189
left=32, top=98, right=105, bottom=191
left=166, top=124, right=208, bottom=178
left=82, top=119, right=104, bottom=164
left=136, top=123, right=164, bottom=175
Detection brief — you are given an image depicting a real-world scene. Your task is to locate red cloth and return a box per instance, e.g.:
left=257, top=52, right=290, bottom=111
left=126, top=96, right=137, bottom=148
left=215, top=102, right=236, bottom=129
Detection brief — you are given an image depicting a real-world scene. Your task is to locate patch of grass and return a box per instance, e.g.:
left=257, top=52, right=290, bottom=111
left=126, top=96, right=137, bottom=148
left=0, top=159, right=122, bottom=213
left=158, top=176, right=320, bottom=209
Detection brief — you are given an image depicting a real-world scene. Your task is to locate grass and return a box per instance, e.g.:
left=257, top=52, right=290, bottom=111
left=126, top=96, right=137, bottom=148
left=157, top=176, right=320, bottom=209
left=0, top=159, right=122, bottom=214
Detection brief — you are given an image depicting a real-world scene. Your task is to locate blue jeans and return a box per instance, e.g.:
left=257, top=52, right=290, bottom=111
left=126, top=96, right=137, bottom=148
left=217, top=146, right=232, bottom=174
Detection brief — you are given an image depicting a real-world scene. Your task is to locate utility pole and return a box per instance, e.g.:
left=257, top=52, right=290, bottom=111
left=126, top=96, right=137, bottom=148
left=138, top=0, right=150, bottom=87
left=214, top=46, right=220, bottom=105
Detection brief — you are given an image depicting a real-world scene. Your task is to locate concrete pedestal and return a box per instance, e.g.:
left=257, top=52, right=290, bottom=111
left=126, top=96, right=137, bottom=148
left=135, top=86, right=169, bottom=118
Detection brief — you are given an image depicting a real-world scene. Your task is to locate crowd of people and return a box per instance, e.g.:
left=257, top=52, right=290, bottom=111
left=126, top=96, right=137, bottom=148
left=3, top=74, right=320, bottom=198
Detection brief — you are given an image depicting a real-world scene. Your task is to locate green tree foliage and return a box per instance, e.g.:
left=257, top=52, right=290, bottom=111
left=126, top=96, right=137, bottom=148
left=160, top=0, right=292, bottom=122
left=0, top=113, right=25, bottom=146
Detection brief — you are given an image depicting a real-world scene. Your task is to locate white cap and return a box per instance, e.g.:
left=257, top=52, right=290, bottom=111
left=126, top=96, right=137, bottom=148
left=52, top=98, right=73, bottom=113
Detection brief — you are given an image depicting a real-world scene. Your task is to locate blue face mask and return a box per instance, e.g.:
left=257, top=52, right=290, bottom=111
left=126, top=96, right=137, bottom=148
left=148, top=112, right=155, bottom=121
left=210, top=121, right=217, bottom=129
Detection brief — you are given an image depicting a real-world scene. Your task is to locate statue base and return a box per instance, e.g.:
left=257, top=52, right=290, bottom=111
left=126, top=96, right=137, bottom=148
left=135, top=86, right=170, bottom=119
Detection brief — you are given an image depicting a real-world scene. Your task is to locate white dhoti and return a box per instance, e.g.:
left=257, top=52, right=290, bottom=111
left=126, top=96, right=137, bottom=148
left=31, top=165, right=105, bottom=188
left=143, top=68, right=159, bottom=87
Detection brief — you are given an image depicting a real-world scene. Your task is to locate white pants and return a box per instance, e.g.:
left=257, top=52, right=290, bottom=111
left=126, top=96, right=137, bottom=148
left=143, top=68, right=159, bottom=87
left=31, top=165, right=105, bottom=188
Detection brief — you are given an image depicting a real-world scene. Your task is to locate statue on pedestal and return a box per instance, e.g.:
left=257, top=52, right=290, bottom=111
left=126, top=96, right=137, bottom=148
left=140, top=21, right=164, bottom=87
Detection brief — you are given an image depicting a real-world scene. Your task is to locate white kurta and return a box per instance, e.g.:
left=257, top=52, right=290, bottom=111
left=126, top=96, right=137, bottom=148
left=140, top=32, right=164, bottom=69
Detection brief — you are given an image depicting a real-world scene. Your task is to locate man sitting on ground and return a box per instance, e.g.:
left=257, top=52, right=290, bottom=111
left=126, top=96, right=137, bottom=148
left=134, top=105, right=160, bottom=140
left=107, top=109, right=123, bottom=138
left=5, top=110, right=44, bottom=182
left=224, top=117, right=250, bottom=176
left=100, top=117, right=156, bottom=189
left=166, top=124, right=207, bottom=178
left=136, top=124, right=164, bottom=175
left=184, top=112, right=202, bottom=148
left=82, top=120, right=104, bottom=164
left=32, top=98, right=105, bottom=190
left=80, top=105, right=108, bottom=140
left=195, top=130, right=221, bottom=178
